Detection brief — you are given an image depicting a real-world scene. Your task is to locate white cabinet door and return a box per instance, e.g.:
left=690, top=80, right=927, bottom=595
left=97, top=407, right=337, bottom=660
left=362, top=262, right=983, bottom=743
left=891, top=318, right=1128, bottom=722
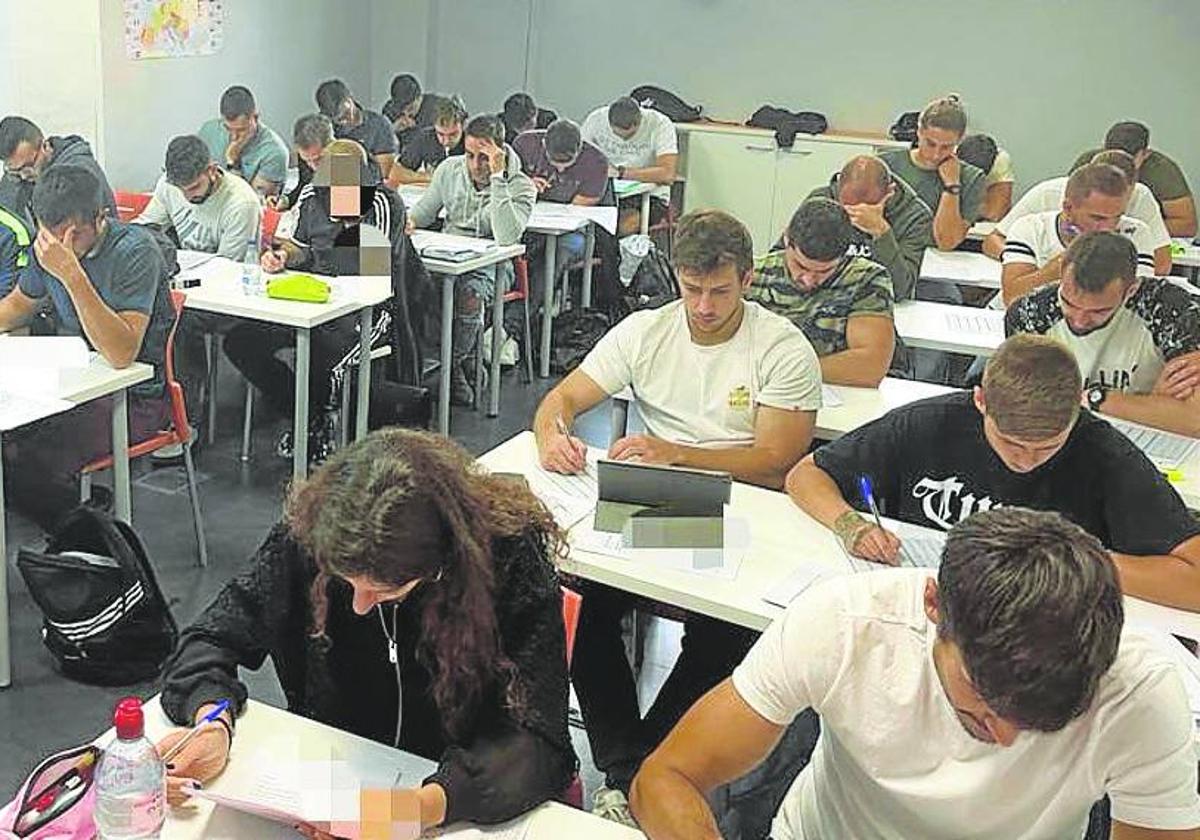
left=682, top=131, right=778, bottom=252
left=768, top=141, right=874, bottom=245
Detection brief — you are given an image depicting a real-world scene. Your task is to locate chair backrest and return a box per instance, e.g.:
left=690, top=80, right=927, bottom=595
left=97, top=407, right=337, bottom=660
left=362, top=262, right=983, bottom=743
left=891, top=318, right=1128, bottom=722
left=163, top=290, right=191, bottom=440
left=114, top=190, right=151, bottom=222
left=508, top=255, right=530, bottom=300
left=261, top=206, right=282, bottom=249
left=561, top=586, right=582, bottom=667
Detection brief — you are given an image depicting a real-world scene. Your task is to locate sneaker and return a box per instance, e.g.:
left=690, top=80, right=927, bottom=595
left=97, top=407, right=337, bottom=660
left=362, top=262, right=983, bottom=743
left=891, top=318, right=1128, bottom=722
left=449, top=364, right=474, bottom=407
left=83, top=485, right=114, bottom=514
left=150, top=442, right=185, bottom=466
left=275, top=421, right=336, bottom=464
left=591, top=787, right=638, bottom=828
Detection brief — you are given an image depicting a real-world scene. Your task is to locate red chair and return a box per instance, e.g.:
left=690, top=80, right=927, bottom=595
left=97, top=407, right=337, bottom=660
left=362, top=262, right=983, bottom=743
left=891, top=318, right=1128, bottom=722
left=79, top=289, right=208, bottom=567
left=261, top=206, right=282, bottom=249
left=114, top=190, right=152, bottom=222
left=561, top=586, right=585, bottom=809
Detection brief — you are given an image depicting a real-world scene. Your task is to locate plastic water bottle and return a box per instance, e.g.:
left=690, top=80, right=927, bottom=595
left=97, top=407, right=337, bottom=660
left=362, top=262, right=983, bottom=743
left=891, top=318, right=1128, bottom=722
left=241, top=237, right=263, bottom=296
left=94, top=697, right=166, bottom=839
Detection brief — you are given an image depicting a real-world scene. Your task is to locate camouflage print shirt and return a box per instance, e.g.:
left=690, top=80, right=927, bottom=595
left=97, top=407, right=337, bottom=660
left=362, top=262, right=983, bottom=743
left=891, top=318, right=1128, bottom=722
left=747, top=251, right=895, bottom=356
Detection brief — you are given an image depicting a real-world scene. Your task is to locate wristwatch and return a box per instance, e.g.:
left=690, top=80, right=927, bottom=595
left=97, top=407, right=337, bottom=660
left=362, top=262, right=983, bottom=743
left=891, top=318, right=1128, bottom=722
left=1086, top=385, right=1108, bottom=412
left=941, top=182, right=962, bottom=195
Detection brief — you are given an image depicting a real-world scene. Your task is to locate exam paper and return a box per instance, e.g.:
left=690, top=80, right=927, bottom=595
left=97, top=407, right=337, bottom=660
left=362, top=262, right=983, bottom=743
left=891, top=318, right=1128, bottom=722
left=820, top=384, right=843, bottom=408
left=525, top=456, right=600, bottom=529
left=944, top=311, right=1004, bottom=338
left=1109, top=419, right=1198, bottom=470
left=0, top=335, right=89, bottom=369
left=0, top=388, right=75, bottom=431
left=762, top=565, right=832, bottom=609
left=920, top=249, right=1002, bottom=287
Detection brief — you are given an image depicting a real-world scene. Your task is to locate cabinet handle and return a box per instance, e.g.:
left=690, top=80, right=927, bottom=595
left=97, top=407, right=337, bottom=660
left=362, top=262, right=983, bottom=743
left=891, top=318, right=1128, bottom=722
left=743, top=144, right=775, bottom=152
left=782, top=148, right=813, bottom=156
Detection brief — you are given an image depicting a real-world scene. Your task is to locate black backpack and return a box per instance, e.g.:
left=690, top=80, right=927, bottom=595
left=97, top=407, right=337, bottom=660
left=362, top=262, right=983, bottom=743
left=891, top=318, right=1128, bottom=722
left=16, top=506, right=178, bottom=685
left=629, top=86, right=703, bottom=123
left=889, top=111, right=919, bottom=144
left=548, top=309, right=613, bottom=375
left=616, top=242, right=678, bottom=320
left=746, top=106, right=829, bottom=147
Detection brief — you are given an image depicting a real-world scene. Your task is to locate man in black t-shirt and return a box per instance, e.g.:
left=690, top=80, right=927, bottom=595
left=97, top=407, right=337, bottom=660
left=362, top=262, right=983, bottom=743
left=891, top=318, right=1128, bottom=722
left=387, top=97, right=467, bottom=187
left=787, top=334, right=1200, bottom=611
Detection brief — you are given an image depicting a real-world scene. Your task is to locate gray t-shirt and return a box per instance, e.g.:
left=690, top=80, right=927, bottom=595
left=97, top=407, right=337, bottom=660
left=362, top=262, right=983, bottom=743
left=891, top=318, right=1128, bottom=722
left=337, top=103, right=399, bottom=156
left=135, top=171, right=261, bottom=261
left=197, top=119, right=289, bottom=190
left=880, top=148, right=986, bottom=225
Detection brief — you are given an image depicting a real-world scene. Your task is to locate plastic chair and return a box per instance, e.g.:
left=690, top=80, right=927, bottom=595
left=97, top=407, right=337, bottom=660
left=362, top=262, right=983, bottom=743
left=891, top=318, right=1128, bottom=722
left=79, top=289, right=208, bottom=567
left=561, top=586, right=585, bottom=809
left=113, top=190, right=152, bottom=222
left=261, top=206, right=282, bottom=249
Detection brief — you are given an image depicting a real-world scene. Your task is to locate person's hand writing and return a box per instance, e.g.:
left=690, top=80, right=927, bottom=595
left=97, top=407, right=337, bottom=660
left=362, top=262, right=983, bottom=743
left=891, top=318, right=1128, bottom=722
left=608, top=434, right=679, bottom=466
left=844, top=200, right=890, bottom=238
left=540, top=430, right=587, bottom=474
left=265, top=194, right=289, bottom=211
left=34, top=225, right=85, bottom=288
left=851, top=526, right=902, bottom=565
left=155, top=724, right=231, bottom=807
left=937, top=155, right=961, bottom=187
left=532, top=176, right=552, bottom=194
left=260, top=249, right=288, bottom=273
left=1153, top=350, right=1200, bottom=400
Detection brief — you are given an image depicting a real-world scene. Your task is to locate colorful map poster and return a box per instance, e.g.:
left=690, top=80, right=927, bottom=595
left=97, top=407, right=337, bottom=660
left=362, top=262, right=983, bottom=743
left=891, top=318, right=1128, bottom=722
left=123, top=0, right=224, bottom=60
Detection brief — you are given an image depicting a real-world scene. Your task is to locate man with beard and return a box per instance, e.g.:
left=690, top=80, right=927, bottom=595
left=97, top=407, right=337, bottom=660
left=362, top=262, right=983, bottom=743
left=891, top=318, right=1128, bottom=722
left=1007, top=231, right=1200, bottom=438
left=0, top=115, right=118, bottom=227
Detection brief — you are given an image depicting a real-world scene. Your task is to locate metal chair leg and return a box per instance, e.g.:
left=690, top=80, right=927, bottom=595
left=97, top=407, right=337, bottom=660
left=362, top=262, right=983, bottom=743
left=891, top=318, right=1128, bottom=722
left=181, top=443, right=208, bottom=568
left=240, top=385, right=254, bottom=462
left=521, top=294, right=534, bottom=384
left=339, top=376, right=351, bottom=449
left=79, top=472, right=92, bottom=503
left=204, top=333, right=218, bottom=446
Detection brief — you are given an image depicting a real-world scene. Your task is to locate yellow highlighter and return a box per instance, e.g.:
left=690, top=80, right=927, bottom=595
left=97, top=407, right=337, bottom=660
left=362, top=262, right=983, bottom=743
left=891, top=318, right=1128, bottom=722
left=1162, top=468, right=1185, bottom=484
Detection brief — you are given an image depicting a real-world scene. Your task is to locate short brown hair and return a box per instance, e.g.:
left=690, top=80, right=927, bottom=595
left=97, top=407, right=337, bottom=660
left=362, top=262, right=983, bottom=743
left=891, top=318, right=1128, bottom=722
left=433, top=96, right=467, bottom=127
left=1065, top=162, right=1128, bottom=203
left=982, top=335, right=1081, bottom=439
left=1062, top=230, right=1137, bottom=294
left=672, top=210, right=754, bottom=277
left=918, top=95, right=967, bottom=135
left=1090, top=150, right=1136, bottom=184
left=1104, top=121, right=1149, bottom=156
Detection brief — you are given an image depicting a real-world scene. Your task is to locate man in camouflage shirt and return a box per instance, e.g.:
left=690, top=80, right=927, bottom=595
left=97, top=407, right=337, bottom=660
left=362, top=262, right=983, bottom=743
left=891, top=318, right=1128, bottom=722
left=748, top=198, right=895, bottom=387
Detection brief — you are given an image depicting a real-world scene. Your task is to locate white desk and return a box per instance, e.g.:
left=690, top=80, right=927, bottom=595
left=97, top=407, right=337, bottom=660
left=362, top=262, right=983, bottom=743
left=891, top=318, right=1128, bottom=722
left=118, top=696, right=643, bottom=839
left=615, top=178, right=657, bottom=235
left=0, top=356, right=152, bottom=688
left=177, top=254, right=392, bottom=480
left=479, top=432, right=1200, bottom=643
left=894, top=299, right=1005, bottom=356
left=409, top=232, right=526, bottom=433
left=919, top=248, right=1002, bottom=289
left=815, top=378, right=956, bottom=439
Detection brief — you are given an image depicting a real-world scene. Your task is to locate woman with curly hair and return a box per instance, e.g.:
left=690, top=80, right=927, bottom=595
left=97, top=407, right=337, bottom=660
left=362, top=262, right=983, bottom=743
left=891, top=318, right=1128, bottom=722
left=156, top=428, right=576, bottom=835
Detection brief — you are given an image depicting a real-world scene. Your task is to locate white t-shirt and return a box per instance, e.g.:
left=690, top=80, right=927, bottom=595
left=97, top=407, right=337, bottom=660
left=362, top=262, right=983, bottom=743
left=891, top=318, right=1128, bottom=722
left=135, top=171, right=261, bottom=261
left=578, top=300, right=822, bottom=446
left=997, top=176, right=1171, bottom=248
left=580, top=106, right=678, bottom=201
left=985, top=148, right=1015, bottom=186
left=1001, top=210, right=1158, bottom=278
left=733, top=569, right=1200, bottom=840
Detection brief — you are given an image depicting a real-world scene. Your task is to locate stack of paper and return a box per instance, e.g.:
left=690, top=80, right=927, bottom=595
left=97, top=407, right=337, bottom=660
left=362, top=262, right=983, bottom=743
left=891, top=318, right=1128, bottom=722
left=1109, top=419, right=1198, bottom=470
left=410, top=231, right=497, bottom=262
left=919, top=249, right=1002, bottom=287
left=524, top=458, right=599, bottom=529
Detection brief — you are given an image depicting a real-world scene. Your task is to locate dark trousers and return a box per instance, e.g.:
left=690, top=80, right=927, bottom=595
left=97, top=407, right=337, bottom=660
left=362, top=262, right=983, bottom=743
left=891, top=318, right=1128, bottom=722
left=570, top=580, right=759, bottom=793
left=3, top=394, right=168, bottom=532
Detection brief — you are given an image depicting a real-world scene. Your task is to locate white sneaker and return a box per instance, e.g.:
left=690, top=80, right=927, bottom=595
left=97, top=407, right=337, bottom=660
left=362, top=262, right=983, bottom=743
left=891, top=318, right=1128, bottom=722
left=592, top=787, right=639, bottom=828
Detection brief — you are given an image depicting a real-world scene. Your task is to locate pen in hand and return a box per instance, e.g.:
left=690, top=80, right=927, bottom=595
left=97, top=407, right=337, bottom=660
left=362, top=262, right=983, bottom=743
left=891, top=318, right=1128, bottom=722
left=858, top=475, right=885, bottom=533
left=162, top=699, right=231, bottom=764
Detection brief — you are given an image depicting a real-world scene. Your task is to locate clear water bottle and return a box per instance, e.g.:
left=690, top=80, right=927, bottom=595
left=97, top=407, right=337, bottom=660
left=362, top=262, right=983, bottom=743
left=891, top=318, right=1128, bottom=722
left=241, top=237, right=263, bottom=296
left=94, top=697, right=166, bottom=839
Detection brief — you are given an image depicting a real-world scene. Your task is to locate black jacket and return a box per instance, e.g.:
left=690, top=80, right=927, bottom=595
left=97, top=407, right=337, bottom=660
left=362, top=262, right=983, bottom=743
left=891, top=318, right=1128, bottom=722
left=159, top=523, right=576, bottom=825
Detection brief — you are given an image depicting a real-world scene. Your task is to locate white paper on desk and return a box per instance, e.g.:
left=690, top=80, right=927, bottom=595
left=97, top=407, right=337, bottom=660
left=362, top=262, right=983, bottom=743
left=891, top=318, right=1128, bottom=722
left=841, top=517, right=946, bottom=574
left=0, top=387, right=74, bottom=431
left=1108, top=419, right=1199, bottom=470
left=429, top=815, right=532, bottom=839
left=525, top=456, right=599, bottom=529
left=943, top=310, right=1004, bottom=338
left=1130, top=626, right=1200, bottom=724
left=920, top=249, right=1001, bottom=286
left=763, top=564, right=834, bottom=609
left=177, top=250, right=218, bottom=272
left=573, top=516, right=748, bottom=580
left=530, top=203, right=619, bottom=235
left=820, top=384, right=843, bottom=408
left=0, top=335, right=89, bottom=369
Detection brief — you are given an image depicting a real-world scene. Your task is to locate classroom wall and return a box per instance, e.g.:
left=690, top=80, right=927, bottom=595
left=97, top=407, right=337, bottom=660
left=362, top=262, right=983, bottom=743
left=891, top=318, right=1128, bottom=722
left=370, top=0, right=433, bottom=108
left=97, top=0, right=375, bottom=190
left=420, top=0, right=1200, bottom=193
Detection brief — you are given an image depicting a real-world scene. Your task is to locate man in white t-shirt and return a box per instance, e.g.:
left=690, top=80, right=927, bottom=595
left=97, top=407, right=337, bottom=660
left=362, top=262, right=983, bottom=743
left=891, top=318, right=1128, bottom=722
left=986, top=149, right=1171, bottom=260
left=1007, top=230, right=1200, bottom=437
left=1000, top=162, right=1167, bottom=307
left=533, top=209, right=821, bottom=827
left=957, top=133, right=1015, bottom=221
left=630, top=507, right=1200, bottom=840
left=580, top=96, right=678, bottom=235
left=134, top=134, right=262, bottom=261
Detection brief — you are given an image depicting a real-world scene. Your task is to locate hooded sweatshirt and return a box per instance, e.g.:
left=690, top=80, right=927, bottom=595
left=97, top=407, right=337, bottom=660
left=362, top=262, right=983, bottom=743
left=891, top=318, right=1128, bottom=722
left=407, top=143, right=535, bottom=245
left=0, top=135, right=119, bottom=228
left=807, top=174, right=932, bottom=301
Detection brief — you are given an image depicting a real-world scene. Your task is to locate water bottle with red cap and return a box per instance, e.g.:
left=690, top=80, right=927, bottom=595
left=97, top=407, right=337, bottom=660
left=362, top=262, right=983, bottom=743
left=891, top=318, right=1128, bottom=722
left=94, top=697, right=166, bottom=839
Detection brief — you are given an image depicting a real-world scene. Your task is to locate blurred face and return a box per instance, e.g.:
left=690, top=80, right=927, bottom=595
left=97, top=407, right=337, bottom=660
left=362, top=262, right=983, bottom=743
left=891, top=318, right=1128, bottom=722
left=297, top=143, right=326, bottom=171
left=222, top=113, right=258, bottom=142
left=434, top=120, right=463, bottom=150
left=677, top=263, right=750, bottom=339
left=343, top=574, right=424, bottom=615
left=973, top=387, right=1073, bottom=473
left=463, top=135, right=496, bottom=187
left=1063, top=191, right=1125, bottom=235
left=914, top=125, right=961, bottom=168
left=782, top=239, right=845, bottom=291
left=4, top=139, right=49, bottom=181
left=1058, top=268, right=1135, bottom=336
left=326, top=152, right=363, bottom=218
left=178, top=165, right=218, bottom=205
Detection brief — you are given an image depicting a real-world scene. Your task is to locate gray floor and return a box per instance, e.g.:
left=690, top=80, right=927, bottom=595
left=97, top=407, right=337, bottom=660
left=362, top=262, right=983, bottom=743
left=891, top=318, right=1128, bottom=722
left=0, top=354, right=680, bottom=810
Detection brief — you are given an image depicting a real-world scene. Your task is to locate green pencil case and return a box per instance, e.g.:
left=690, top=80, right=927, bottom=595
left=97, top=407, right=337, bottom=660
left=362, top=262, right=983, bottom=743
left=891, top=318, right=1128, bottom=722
left=267, top=273, right=331, bottom=303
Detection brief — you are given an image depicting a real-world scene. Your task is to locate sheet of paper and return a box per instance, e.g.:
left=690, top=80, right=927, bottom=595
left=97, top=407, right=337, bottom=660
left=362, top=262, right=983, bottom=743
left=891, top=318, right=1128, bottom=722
left=1109, top=419, right=1199, bottom=470
left=177, top=250, right=219, bottom=272
left=839, top=517, right=946, bottom=574
left=529, top=203, right=619, bottom=235
left=0, top=387, right=75, bottom=431
left=920, top=249, right=1002, bottom=286
left=944, top=310, right=1004, bottom=338
left=820, top=384, right=843, bottom=408
left=429, top=815, right=531, bottom=839
left=762, top=564, right=832, bottom=609
left=0, top=335, right=90, bottom=369
left=525, top=456, right=599, bottom=529
left=410, top=231, right=498, bottom=256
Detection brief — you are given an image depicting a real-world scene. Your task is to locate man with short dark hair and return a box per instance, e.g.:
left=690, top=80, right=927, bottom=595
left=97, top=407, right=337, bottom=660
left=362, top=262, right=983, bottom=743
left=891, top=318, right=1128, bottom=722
left=0, top=165, right=172, bottom=529
left=501, top=92, right=556, bottom=144
left=1007, top=231, right=1200, bottom=437
left=197, top=85, right=289, bottom=198
left=806, top=154, right=932, bottom=300
left=0, top=115, right=117, bottom=226
left=749, top=198, right=895, bottom=387
left=316, top=79, right=398, bottom=183
left=513, top=118, right=608, bottom=206
left=880, top=96, right=986, bottom=250
left=387, top=97, right=468, bottom=187
left=534, top=209, right=822, bottom=826
left=271, top=113, right=335, bottom=213
left=1001, top=162, right=1167, bottom=305
left=630, top=506, right=1200, bottom=840
left=581, top=95, right=678, bottom=234
left=382, top=73, right=449, bottom=151
left=1072, top=121, right=1196, bottom=237
left=134, top=134, right=260, bottom=261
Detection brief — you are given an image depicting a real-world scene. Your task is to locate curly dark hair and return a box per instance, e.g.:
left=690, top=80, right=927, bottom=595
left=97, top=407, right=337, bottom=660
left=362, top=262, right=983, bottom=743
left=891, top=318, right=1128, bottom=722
left=285, top=428, right=567, bottom=737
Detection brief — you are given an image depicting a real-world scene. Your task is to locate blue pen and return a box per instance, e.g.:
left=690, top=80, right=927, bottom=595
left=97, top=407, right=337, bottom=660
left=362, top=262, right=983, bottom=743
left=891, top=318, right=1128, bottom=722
left=858, top=475, right=885, bottom=533
left=161, top=699, right=231, bottom=763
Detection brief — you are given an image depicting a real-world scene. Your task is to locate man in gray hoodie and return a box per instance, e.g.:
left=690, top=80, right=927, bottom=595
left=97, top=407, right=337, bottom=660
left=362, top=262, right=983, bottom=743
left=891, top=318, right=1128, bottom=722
left=0, top=116, right=118, bottom=227
left=408, top=113, right=536, bottom=405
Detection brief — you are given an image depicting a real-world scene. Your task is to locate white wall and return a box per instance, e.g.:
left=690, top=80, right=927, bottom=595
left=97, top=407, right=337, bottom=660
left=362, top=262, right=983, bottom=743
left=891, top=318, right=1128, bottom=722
left=98, top=0, right=375, bottom=190
left=423, top=0, right=1200, bottom=192
left=370, top=0, right=432, bottom=107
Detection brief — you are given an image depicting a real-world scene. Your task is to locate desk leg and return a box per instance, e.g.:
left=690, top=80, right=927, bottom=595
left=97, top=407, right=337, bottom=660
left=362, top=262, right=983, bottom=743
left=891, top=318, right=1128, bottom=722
left=438, top=275, right=454, bottom=435
left=488, top=267, right=503, bottom=418
left=293, top=327, right=310, bottom=480
left=581, top=226, right=596, bottom=309
left=0, top=435, right=9, bottom=688
left=355, top=305, right=373, bottom=441
left=540, top=236, right=558, bottom=378
left=112, top=388, right=131, bottom=522
left=640, top=193, right=651, bottom=236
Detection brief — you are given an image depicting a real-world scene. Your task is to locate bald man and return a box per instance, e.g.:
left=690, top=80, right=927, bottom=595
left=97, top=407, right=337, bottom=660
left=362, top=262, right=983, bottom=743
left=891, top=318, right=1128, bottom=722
left=807, top=155, right=933, bottom=300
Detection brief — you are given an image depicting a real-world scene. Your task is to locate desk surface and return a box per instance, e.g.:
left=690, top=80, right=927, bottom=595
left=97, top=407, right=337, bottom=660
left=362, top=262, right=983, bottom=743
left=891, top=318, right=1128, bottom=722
left=58, top=356, right=154, bottom=406
left=919, top=248, right=1002, bottom=289
left=816, top=378, right=955, bottom=439
left=1173, top=237, right=1200, bottom=269
left=399, top=183, right=607, bottom=235
left=123, top=696, right=643, bottom=839
left=410, top=231, right=526, bottom=276
left=894, top=299, right=1005, bottom=356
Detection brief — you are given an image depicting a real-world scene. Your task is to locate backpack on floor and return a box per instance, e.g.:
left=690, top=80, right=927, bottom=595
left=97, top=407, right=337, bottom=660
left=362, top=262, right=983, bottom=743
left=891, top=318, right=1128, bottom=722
left=16, top=506, right=178, bottom=686
left=548, top=309, right=612, bottom=375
